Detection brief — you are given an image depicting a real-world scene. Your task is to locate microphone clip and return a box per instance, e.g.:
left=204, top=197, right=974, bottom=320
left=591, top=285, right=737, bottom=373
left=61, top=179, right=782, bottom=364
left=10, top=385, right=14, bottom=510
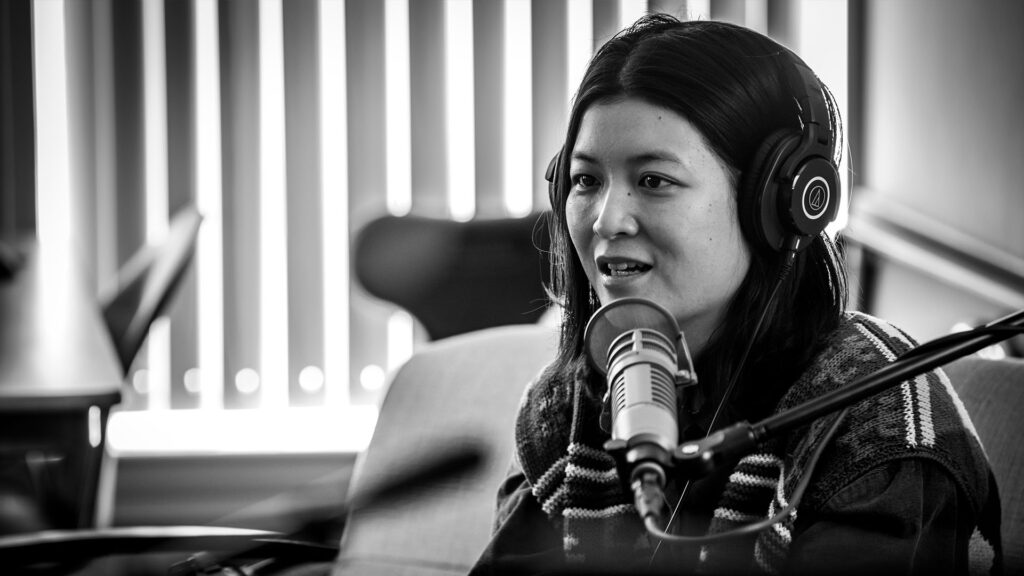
left=675, top=366, right=704, bottom=417
left=604, top=435, right=676, bottom=521
left=671, top=422, right=760, bottom=480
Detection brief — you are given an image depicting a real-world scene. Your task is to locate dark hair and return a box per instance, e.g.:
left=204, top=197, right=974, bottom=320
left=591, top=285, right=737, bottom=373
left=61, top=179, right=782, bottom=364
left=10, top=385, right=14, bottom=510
left=546, top=14, right=848, bottom=420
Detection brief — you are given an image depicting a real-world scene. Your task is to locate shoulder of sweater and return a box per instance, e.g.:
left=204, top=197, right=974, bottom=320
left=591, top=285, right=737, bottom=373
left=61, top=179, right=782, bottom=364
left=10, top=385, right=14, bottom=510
left=777, top=312, right=993, bottom=515
left=774, top=311, right=919, bottom=412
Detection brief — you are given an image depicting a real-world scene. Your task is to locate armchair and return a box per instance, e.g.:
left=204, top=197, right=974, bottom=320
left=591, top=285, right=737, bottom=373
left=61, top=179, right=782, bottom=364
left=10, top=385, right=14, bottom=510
left=944, top=355, right=1024, bottom=573
left=335, top=323, right=558, bottom=575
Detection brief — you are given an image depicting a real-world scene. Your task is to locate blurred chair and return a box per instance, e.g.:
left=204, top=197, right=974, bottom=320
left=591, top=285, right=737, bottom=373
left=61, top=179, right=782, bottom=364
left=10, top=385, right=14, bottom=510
left=100, top=204, right=202, bottom=376
left=945, top=355, right=1024, bottom=574
left=335, top=323, right=558, bottom=575
left=354, top=213, right=552, bottom=341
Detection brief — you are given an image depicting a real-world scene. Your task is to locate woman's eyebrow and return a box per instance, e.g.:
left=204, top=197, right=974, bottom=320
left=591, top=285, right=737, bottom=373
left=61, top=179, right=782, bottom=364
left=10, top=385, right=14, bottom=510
left=569, top=150, right=694, bottom=176
left=569, top=150, right=683, bottom=164
left=630, top=151, right=684, bottom=165
left=569, top=151, right=600, bottom=164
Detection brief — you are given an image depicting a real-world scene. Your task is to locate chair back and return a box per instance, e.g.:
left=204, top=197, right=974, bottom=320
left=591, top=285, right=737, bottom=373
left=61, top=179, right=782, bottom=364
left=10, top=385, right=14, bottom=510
left=101, top=205, right=202, bottom=376
left=335, top=324, right=557, bottom=575
left=354, top=214, right=551, bottom=341
left=945, top=355, right=1024, bottom=573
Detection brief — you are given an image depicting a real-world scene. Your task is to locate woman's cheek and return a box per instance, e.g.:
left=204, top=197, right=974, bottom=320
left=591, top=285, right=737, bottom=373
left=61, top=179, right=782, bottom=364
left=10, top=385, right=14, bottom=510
left=565, top=198, right=590, bottom=249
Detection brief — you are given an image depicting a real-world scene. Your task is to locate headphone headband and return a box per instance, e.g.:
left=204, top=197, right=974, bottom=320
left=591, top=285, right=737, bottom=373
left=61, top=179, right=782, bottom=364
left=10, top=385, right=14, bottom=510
left=786, top=59, right=830, bottom=144
left=748, top=54, right=840, bottom=252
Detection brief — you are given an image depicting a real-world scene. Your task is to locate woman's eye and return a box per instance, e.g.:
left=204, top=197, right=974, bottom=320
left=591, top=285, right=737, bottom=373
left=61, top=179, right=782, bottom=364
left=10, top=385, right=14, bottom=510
left=640, top=174, right=667, bottom=188
left=572, top=174, right=598, bottom=189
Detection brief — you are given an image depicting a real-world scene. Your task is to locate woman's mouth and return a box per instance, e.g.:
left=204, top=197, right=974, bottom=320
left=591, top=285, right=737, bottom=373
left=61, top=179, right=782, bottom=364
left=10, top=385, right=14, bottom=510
left=599, top=260, right=652, bottom=277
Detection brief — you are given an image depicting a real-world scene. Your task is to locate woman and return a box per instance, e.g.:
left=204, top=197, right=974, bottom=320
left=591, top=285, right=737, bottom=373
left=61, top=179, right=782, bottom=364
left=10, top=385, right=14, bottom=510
left=470, top=14, right=1001, bottom=576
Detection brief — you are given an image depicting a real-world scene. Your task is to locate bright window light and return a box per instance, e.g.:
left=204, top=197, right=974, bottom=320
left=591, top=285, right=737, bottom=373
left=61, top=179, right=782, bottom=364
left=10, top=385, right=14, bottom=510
left=298, top=365, right=325, bottom=393
left=503, top=0, right=532, bottom=216
left=566, top=0, right=593, bottom=108
left=183, top=367, right=202, bottom=394
left=685, top=0, right=709, bottom=21
left=88, top=406, right=102, bottom=448
left=319, top=0, right=350, bottom=408
left=260, top=0, right=290, bottom=408
left=386, top=0, right=412, bottom=216
left=106, top=406, right=379, bottom=456
left=32, top=0, right=72, bottom=259
left=745, top=0, right=768, bottom=33
left=445, top=0, right=475, bottom=221
left=235, top=368, right=261, bottom=395
left=387, top=310, right=414, bottom=371
left=619, top=0, right=647, bottom=30
left=142, top=0, right=171, bottom=410
left=194, top=0, right=225, bottom=409
left=146, top=317, right=171, bottom=409
left=800, top=0, right=849, bottom=235
left=360, top=364, right=387, bottom=391
left=132, top=369, right=150, bottom=395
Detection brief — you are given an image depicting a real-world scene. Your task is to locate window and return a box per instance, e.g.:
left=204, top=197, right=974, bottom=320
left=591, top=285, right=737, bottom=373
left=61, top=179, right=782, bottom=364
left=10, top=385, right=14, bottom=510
left=33, top=0, right=845, bottom=454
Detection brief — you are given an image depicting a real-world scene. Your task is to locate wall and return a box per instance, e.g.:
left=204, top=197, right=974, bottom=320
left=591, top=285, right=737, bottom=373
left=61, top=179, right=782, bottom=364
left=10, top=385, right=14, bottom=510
left=855, top=0, right=1024, bottom=341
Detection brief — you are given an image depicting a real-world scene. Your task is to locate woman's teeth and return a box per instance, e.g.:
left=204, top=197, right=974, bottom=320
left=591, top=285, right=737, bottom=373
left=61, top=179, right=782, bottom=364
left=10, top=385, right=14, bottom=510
left=605, top=262, right=649, bottom=276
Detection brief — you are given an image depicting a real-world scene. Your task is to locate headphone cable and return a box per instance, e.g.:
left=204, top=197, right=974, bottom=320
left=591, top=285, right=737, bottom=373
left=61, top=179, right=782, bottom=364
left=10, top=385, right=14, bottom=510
left=649, top=243, right=799, bottom=565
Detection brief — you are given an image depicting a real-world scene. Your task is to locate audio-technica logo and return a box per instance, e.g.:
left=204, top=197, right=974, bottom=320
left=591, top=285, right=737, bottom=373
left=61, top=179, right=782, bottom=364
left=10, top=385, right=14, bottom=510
left=807, top=185, right=826, bottom=211
left=802, top=177, right=829, bottom=220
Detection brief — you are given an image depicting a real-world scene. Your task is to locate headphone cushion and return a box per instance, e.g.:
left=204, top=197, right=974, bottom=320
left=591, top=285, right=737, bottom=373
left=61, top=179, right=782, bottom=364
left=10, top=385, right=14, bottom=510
left=741, top=129, right=799, bottom=252
left=546, top=151, right=562, bottom=210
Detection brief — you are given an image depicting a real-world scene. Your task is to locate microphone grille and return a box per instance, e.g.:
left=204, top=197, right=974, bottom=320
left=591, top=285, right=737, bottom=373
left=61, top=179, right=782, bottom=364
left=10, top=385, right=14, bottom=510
left=584, top=297, right=681, bottom=374
left=608, top=328, right=678, bottom=414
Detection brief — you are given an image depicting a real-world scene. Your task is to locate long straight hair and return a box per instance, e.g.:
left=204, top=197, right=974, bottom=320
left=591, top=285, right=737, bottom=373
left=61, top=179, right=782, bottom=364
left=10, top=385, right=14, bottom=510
left=545, top=15, right=847, bottom=420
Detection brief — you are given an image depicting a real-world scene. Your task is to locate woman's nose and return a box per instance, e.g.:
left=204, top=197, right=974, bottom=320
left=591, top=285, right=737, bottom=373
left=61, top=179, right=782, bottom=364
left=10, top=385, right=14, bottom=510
left=592, top=185, right=639, bottom=239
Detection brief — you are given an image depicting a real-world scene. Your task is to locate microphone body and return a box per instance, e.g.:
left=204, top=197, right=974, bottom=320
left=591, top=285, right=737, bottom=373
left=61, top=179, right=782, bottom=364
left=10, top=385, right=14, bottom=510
left=585, top=298, right=696, bottom=493
left=606, top=327, right=679, bottom=461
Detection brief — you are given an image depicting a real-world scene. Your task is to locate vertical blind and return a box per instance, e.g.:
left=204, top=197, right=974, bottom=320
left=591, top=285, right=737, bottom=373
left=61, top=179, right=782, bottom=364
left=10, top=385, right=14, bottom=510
left=34, top=0, right=844, bottom=442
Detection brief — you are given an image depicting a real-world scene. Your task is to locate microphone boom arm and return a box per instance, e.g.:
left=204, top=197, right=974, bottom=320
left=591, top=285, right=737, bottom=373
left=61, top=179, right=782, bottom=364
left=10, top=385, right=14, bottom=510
left=672, top=308, right=1024, bottom=481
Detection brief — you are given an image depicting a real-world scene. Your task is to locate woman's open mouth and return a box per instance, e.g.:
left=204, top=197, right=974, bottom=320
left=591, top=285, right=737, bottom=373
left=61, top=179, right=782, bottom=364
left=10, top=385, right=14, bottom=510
left=599, top=260, right=652, bottom=278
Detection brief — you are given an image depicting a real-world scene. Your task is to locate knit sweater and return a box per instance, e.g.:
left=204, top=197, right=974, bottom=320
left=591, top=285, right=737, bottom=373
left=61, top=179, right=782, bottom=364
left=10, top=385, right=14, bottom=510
left=506, top=311, right=1002, bottom=574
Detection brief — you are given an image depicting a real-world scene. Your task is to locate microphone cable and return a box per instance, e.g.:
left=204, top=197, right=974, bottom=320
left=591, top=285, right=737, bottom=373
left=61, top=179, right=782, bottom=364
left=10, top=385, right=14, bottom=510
left=643, top=405, right=849, bottom=545
left=649, top=244, right=799, bottom=562
left=897, top=325, right=1022, bottom=361
left=706, top=247, right=798, bottom=437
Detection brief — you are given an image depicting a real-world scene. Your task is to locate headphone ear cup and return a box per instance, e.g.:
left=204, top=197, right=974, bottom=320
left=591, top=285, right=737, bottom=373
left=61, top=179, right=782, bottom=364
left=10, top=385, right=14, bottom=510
left=546, top=151, right=562, bottom=210
left=741, top=130, right=799, bottom=253
left=785, top=154, right=841, bottom=241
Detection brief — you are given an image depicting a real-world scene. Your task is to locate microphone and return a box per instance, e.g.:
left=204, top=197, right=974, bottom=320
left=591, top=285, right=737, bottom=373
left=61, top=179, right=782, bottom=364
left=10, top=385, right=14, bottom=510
left=584, top=298, right=696, bottom=519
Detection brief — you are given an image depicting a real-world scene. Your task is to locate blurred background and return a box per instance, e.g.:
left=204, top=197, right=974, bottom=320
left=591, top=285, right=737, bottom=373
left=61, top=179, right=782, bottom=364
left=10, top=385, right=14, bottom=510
left=1, top=0, right=1022, bottom=534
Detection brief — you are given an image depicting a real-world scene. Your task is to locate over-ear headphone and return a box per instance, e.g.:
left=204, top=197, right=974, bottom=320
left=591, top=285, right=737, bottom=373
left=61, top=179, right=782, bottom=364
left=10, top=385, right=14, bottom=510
left=544, top=54, right=840, bottom=254
left=741, top=56, right=841, bottom=253
left=545, top=150, right=561, bottom=211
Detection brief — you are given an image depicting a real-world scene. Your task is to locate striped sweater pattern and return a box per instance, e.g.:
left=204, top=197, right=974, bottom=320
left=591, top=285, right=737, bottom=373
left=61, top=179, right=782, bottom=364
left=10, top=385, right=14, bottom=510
left=513, top=311, right=999, bottom=574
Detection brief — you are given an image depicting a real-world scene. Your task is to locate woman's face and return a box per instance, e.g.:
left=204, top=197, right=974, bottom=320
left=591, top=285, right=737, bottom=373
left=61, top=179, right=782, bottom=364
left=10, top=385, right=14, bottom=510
left=566, top=97, right=751, bottom=354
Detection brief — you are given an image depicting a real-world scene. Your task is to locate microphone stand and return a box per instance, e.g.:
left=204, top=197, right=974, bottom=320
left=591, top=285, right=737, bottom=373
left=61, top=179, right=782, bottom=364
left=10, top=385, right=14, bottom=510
left=673, top=308, right=1024, bottom=480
